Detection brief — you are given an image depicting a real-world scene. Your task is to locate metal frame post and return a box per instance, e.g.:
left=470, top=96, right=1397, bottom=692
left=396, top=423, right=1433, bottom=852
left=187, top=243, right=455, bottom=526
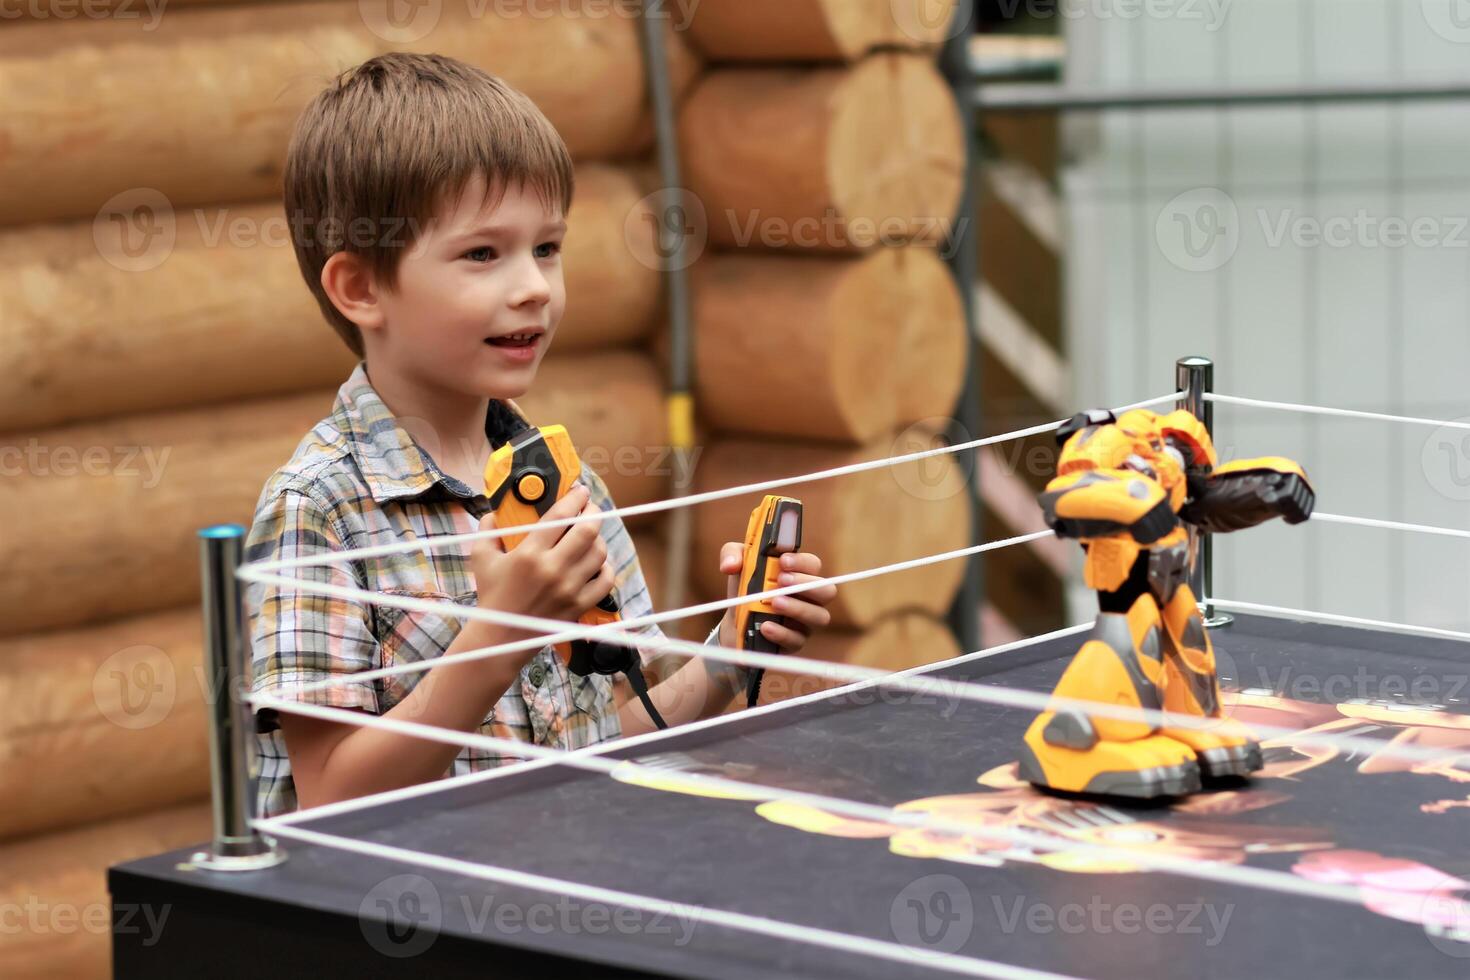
left=1175, top=357, right=1233, bottom=629
left=191, top=524, right=286, bottom=870
left=941, top=0, right=982, bottom=653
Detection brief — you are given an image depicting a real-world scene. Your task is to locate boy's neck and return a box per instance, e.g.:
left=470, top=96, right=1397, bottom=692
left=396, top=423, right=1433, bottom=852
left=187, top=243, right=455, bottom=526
left=363, top=360, right=494, bottom=491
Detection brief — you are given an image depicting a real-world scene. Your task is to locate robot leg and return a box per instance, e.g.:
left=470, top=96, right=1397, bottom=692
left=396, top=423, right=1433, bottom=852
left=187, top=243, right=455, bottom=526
left=1020, top=592, right=1201, bottom=798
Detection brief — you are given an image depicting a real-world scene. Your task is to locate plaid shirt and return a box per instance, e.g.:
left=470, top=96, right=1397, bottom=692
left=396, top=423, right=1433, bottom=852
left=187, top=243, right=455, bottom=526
left=244, top=361, right=727, bottom=818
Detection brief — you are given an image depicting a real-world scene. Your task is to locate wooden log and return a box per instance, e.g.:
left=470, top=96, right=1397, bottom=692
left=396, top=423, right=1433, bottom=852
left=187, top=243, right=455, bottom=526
left=680, top=54, right=964, bottom=252
left=687, top=0, right=960, bottom=62
left=0, top=351, right=666, bottom=633
left=0, top=609, right=206, bottom=842
left=733, top=611, right=962, bottom=708
left=0, top=803, right=210, bottom=980
left=0, top=165, right=659, bottom=433
left=693, top=250, right=902, bottom=443
left=693, top=433, right=971, bottom=629
left=0, top=0, right=699, bottom=226
left=893, top=246, right=968, bottom=426
left=692, top=245, right=967, bottom=442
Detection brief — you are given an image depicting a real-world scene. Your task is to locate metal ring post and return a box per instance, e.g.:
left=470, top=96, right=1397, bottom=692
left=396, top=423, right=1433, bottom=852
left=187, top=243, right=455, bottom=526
left=1175, top=357, right=1234, bottom=629
left=190, top=524, right=286, bottom=871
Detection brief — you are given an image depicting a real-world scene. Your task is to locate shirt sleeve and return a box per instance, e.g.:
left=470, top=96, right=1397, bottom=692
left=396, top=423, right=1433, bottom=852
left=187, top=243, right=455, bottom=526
left=243, top=482, right=380, bottom=733
left=578, top=464, right=747, bottom=692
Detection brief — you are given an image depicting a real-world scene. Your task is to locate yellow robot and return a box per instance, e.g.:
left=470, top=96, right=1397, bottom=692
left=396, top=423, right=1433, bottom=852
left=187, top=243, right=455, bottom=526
left=1020, top=407, right=1315, bottom=799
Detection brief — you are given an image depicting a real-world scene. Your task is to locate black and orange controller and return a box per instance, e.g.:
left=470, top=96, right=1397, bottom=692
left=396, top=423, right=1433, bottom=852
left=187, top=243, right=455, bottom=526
left=484, top=424, right=666, bottom=729
left=735, top=495, right=804, bottom=708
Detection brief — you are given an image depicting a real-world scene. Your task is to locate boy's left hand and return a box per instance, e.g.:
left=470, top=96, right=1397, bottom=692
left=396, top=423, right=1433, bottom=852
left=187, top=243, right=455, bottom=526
left=718, top=544, right=836, bottom=653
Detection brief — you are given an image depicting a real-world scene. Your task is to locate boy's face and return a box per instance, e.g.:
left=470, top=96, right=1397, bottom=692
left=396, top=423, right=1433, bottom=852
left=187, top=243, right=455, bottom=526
left=369, top=173, right=566, bottom=400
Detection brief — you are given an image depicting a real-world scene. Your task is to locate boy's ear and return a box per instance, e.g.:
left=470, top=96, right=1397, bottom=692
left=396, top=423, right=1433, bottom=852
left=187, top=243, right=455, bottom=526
left=320, top=251, right=386, bottom=334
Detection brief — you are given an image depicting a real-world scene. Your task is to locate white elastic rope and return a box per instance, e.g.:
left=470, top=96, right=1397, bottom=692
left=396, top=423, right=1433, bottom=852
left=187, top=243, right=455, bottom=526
left=239, top=528, right=1056, bottom=695
left=242, top=392, right=1181, bottom=574
left=254, top=821, right=1075, bottom=980
left=1209, top=598, right=1470, bottom=645
left=1312, top=510, right=1470, bottom=542
left=250, top=597, right=1470, bottom=784
left=252, top=696, right=1371, bottom=909
left=259, top=623, right=1098, bottom=830
left=1206, top=391, right=1470, bottom=432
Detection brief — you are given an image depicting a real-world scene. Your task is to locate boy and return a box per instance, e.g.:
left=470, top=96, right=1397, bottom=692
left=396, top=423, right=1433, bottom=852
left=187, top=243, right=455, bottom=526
left=245, top=53, right=836, bottom=817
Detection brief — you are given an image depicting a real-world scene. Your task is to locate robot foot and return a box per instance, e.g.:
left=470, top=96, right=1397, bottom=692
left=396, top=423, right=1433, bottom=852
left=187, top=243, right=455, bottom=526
left=1019, top=721, right=1202, bottom=799
left=1160, top=723, right=1263, bottom=780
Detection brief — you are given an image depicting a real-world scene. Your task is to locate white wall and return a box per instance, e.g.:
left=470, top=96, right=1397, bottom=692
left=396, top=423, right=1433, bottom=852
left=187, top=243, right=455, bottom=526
left=1062, top=0, right=1470, bottom=629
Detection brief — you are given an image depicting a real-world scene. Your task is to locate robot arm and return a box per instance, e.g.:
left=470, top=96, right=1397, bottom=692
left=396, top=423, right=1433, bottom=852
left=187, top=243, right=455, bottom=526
left=1038, top=469, right=1178, bottom=544
left=1178, top=457, right=1315, bottom=534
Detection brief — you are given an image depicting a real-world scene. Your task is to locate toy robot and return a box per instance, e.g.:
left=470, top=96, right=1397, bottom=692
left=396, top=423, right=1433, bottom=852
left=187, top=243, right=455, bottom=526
left=1020, top=407, right=1315, bottom=799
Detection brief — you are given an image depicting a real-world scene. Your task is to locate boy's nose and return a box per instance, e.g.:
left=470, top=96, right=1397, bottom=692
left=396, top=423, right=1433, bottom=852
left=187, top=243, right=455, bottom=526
left=510, top=256, right=552, bottom=307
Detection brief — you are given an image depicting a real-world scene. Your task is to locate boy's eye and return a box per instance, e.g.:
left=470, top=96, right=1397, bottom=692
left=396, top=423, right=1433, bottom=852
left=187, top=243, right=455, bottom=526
left=535, top=241, right=562, bottom=259
left=465, top=246, right=497, bottom=262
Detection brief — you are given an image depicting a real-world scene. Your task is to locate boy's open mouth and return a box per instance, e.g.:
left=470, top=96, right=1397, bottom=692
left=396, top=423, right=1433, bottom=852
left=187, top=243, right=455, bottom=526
left=485, top=330, right=543, bottom=349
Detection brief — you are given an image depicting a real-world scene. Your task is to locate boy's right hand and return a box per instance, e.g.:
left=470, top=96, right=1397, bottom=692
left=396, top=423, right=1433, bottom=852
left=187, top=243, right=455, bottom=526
left=470, top=482, right=614, bottom=627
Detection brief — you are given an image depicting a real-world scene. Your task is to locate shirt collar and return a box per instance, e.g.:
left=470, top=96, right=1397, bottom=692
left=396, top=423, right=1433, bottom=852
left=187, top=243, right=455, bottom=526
left=333, top=361, right=512, bottom=505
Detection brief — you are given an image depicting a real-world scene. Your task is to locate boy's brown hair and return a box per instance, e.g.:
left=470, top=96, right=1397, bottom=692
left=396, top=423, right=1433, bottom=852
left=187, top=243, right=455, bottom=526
left=283, top=52, right=576, bottom=357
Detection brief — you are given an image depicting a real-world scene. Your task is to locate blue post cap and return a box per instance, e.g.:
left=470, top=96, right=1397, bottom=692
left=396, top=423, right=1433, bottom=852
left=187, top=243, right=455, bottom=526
left=199, top=523, right=247, bottom=540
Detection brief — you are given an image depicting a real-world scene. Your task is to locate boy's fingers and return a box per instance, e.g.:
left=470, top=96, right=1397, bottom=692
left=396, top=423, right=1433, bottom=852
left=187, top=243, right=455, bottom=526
left=523, top=484, right=591, bottom=552
left=778, top=551, right=823, bottom=576
left=475, top=513, right=506, bottom=555
left=774, top=571, right=837, bottom=605
left=721, top=542, right=745, bottom=599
